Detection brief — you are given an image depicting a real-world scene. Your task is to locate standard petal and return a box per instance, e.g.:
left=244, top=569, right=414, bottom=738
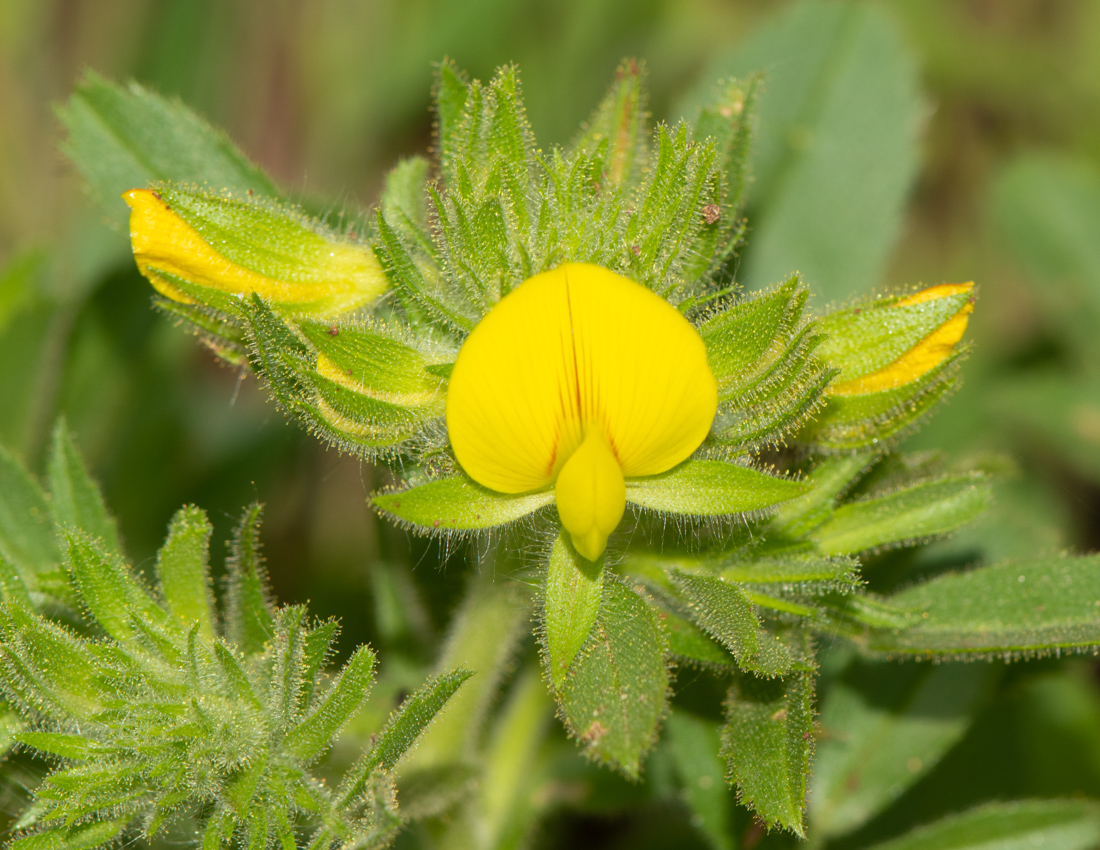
left=446, top=263, right=718, bottom=497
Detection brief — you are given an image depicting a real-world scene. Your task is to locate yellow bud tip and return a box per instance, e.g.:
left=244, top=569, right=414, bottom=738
left=447, top=263, right=717, bottom=559
left=831, top=282, right=975, bottom=397
left=555, top=427, right=626, bottom=561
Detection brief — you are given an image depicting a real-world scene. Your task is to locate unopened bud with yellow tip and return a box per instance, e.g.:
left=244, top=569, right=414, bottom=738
left=819, top=282, right=975, bottom=396
left=123, top=186, right=388, bottom=318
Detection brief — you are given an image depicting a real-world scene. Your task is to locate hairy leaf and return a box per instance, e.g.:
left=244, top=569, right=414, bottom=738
left=156, top=506, right=215, bottom=640
left=625, top=460, right=805, bottom=516
left=46, top=421, right=120, bottom=554
left=374, top=474, right=554, bottom=532
left=559, top=579, right=669, bottom=780
left=863, top=556, right=1100, bottom=659
left=542, top=533, right=604, bottom=690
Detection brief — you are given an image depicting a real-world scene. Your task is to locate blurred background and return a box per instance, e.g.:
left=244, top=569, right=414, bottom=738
left=2, top=1, right=1100, bottom=847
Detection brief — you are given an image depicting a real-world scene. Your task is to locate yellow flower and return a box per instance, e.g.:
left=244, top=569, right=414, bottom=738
left=446, top=263, right=718, bottom=560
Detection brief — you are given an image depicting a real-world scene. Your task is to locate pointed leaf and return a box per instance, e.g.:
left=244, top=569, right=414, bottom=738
left=9, top=820, right=128, bottom=850
left=694, top=1, right=921, bottom=302
left=47, top=421, right=120, bottom=554
left=770, top=452, right=874, bottom=536
left=570, top=58, right=647, bottom=190
left=59, top=71, right=277, bottom=223
left=721, top=667, right=815, bottom=836
left=626, top=461, right=805, bottom=517
left=863, top=556, right=1100, bottom=659
left=559, top=579, right=669, bottom=780
left=542, top=532, right=604, bottom=690
left=810, top=661, right=995, bottom=837
left=811, top=474, right=992, bottom=555
left=373, top=474, right=554, bottom=533
left=339, top=669, right=473, bottom=806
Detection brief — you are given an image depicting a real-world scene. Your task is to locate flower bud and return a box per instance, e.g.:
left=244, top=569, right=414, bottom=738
left=123, top=187, right=388, bottom=317
left=819, top=283, right=975, bottom=397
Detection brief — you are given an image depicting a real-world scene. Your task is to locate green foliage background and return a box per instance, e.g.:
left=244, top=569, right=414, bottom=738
left=2, top=1, right=1100, bottom=848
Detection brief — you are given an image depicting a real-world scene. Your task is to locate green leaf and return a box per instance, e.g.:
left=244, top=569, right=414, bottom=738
left=809, top=661, right=995, bottom=837
left=721, top=667, right=815, bottom=836
left=283, top=645, right=377, bottom=764
left=559, top=579, right=669, bottom=780
left=811, top=474, right=993, bottom=555
left=542, top=532, right=604, bottom=691
left=155, top=506, right=214, bottom=641
left=0, top=553, right=32, bottom=608
left=225, top=503, right=275, bottom=656
left=380, top=157, right=434, bottom=250
left=666, top=712, right=735, bottom=850
left=862, top=800, right=1100, bottom=850
left=338, top=669, right=472, bottom=806
left=58, top=71, right=277, bottom=223
left=625, top=460, right=805, bottom=516
left=770, top=451, right=873, bottom=536
left=670, top=571, right=793, bottom=677
left=862, top=556, right=1100, bottom=659
left=10, top=820, right=128, bottom=850
left=373, top=474, right=554, bottom=533
left=46, top=421, right=121, bottom=554
left=16, top=732, right=106, bottom=761
left=691, top=0, right=921, bottom=302
left=0, top=443, right=58, bottom=583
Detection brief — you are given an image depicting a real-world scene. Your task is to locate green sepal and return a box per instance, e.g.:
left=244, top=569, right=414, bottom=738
left=224, top=503, right=275, bottom=656
left=541, top=532, right=604, bottom=691
left=569, top=59, right=647, bottom=193
left=296, top=318, right=447, bottom=417
left=62, top=529, right=170, bottom=647
left=801, top=354, right=962, bottom=451
left=379, top=157, right=435, bottom=251
left=860, top=555, right=1100, bottom=660
left=625, top=460, right=806, bottom=517
left=155, top=506, right=215, bottom=641
left=47, top=421, right=121, bottom=555
left=811, top=473, right=992, bottom=555
left=702, top=278, right=833, bottom=452
left=722, top=662, right=815, bottom=837
left=373, top=474, right=554, bottom=533
left=559, top=578, right=669, bottom=780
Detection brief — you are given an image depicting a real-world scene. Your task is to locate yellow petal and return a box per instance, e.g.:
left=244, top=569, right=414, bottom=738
left=830, top=283, right=974, bottom=397
left=123, top=188, right=386, bottom=315
left=555, top=428, right=626, bottom=561
left=446, top=263, right=717, bottom=558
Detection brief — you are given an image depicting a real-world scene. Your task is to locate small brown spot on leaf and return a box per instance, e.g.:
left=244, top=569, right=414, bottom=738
left=433, top=519, right=441, bottom=528
left=630, top=245, right=640, bottom=256
left=702, top=204, right=720, bottom=225
left=328, top=325, right=339, bottom=336
left=582, top=720, right=608, bottom=745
